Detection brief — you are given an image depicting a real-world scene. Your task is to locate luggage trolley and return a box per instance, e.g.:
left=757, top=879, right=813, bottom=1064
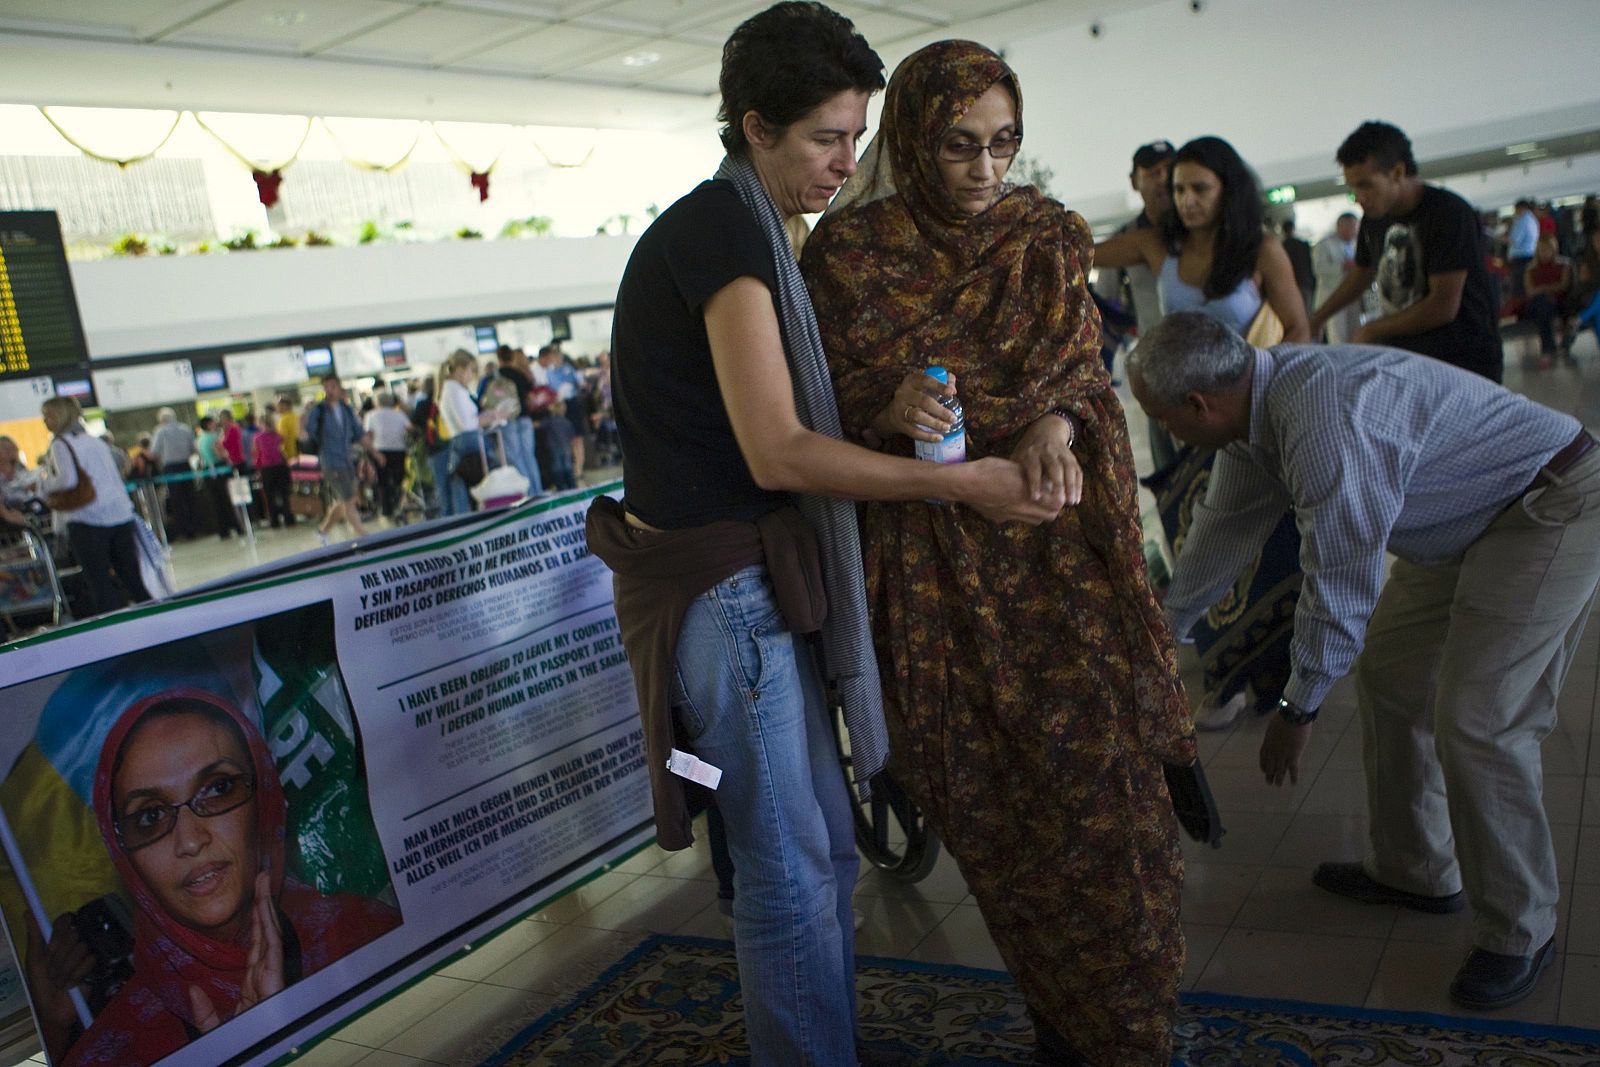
left=287, top=456, right=327, bottom=522
left=469, top=426, right=531, bottom=510
left=0, top=524, right=68, bottom=636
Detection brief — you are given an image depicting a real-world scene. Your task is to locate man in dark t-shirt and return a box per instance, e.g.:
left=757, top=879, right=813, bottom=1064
left=1310, top=121, right=1501, bottom=382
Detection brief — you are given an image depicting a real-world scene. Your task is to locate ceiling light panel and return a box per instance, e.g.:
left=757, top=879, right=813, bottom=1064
left=0, top=0, right=225, bottom=40
left=317, top=5, right=528, bottom=64
left=160, top=0, right=414, bottom=54
left=448, top=23, right=649, bottom=75
left=639, top=58, right=723, bottom=95
left=442, top=0, right=633, bottom=18
left=868, top=0, right=1026, bottom=20
left=832, top=5, right=948, bottom=43
left=437, top=0, right=566, bottom=15
left=580, top=0, right=761, bottom=35
left=558, top=36, right=718, bottom=85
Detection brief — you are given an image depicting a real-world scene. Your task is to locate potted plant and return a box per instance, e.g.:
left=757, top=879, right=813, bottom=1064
left=111, top=233, right=150, bottom=256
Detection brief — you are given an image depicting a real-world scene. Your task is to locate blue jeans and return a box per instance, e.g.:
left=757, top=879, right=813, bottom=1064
left=503, top=417, right=543, bottom=496
left=1526, top=293, right=1562, bottom=353
left=671, top=564, right=858, bottom=1066
left=442, top=431, right=481, bottom=516
left=548, top=453, right=577, bottom=492
left=427, top=447, right=451, bottom=517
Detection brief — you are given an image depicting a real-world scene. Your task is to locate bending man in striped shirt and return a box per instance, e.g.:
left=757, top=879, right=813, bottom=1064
left=1128, top=310, right=1600, bottom=1013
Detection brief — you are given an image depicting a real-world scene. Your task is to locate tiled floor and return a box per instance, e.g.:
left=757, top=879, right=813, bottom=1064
left=13, top=332, right=1600, bottom=1064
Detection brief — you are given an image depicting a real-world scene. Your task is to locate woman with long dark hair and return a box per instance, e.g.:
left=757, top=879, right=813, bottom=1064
left=1096, top=135, right=1309, bottom=729
left=1096, top=135, right=1307, bottom=340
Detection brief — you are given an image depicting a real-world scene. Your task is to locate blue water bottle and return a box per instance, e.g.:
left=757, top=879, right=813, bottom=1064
left=913, top=366, right=966, bottom=465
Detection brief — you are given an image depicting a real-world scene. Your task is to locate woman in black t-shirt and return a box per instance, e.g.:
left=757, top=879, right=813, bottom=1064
left=589, top=5, right=1058, bottom=1065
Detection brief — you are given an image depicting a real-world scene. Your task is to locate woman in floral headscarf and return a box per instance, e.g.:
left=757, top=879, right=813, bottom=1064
left=802, top=41, right=1195, bottom=1065
left=30, top=690, right=400, bottom=1066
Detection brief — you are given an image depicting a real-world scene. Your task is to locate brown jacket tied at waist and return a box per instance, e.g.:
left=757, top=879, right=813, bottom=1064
left=585, top=495, right=827, bottom=850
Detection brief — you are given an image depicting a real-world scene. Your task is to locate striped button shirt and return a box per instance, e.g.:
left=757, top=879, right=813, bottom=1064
left=1164, top=344, right=1578, bottom=711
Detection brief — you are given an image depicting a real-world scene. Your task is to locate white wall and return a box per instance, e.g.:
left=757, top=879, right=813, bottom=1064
left=70, top=235, right=637, bottom=359
left=980, top=0, right=1600, bottom=221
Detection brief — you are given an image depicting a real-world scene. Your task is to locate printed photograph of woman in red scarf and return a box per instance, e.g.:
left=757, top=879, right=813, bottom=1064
left=70, top=691, right=397, bottom=1064
left=9, top=650, right=402, bottom=1066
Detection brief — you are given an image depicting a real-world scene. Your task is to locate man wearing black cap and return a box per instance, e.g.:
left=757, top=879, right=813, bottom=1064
left=1095, top=140, right=1175, bottom=465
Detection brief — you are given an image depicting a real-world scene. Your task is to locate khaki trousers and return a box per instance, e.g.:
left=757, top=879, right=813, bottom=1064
left=1355, top=448, right=1600, bottom=954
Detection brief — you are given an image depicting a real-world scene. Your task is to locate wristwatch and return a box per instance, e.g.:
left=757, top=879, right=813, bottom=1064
left=1277, top=698, right=1319, bottom=726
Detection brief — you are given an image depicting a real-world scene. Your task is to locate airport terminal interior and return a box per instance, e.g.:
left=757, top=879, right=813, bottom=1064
left=2, top=0, right=1600, bottom=1064
left=4, top=351, right=1599, bottom=1067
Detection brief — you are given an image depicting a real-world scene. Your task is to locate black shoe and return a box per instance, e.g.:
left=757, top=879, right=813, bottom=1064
left=1312, top=862, right=1464, bottom=914
left=1449, top=937, right=1555, bottom=1010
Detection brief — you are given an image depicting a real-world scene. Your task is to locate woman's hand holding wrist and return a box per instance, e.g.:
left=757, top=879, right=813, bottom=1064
left=954, top=457, right=1063, bottom=526
left=1011, top=413, right=1083, bottom=506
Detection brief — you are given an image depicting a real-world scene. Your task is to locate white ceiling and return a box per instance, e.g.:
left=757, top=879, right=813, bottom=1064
left=2, top=0, right=1597, bottom=220
left=0, top=0, right=1154, bottom=130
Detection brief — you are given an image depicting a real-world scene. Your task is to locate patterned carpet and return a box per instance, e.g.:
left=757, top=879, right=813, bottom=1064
left=478, top=935, right=1600, bottom=1066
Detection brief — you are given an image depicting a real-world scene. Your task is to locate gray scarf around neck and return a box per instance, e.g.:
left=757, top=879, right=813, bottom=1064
left=714, top=153, right=888, bottom=797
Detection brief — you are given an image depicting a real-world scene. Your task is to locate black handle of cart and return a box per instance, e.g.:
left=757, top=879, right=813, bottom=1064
left=830, top=699, right=940, bottom=883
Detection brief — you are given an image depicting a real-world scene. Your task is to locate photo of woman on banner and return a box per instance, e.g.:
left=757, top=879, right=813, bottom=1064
left=0, top=624, right=401, bottom=1066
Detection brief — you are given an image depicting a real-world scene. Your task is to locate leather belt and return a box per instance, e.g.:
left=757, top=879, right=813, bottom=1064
left=1531, top=428, right=1597, bottom=491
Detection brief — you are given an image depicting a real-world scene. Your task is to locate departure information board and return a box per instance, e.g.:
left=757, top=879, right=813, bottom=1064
left=0, top=212, right=90, bottom=380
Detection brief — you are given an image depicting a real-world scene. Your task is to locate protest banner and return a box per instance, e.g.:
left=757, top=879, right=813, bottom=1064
left=0, top=488, right=650, bottom=1065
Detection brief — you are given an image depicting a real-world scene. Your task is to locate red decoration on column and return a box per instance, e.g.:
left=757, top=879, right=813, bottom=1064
left=252, top=169, right=284, bottom=208
left=470, top=171, right=490, bottom=202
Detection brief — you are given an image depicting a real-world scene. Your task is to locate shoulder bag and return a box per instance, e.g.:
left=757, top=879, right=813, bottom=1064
left=1243, top=296, right=1286, bottom=347
left=45, top=437, right=97, bottom=512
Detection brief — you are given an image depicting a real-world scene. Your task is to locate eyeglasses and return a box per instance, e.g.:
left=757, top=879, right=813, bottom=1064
left=937, top=133, right=1022, bottom=163
left=114, top=774, right=256, bottom=852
